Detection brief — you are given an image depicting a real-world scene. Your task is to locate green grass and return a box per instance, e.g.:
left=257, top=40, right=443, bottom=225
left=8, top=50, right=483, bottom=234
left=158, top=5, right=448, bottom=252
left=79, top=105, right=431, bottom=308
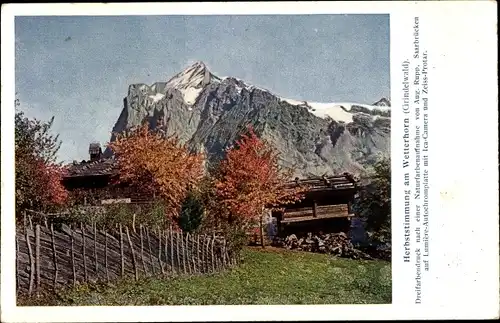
left=24, top=247, right=391, bottom=305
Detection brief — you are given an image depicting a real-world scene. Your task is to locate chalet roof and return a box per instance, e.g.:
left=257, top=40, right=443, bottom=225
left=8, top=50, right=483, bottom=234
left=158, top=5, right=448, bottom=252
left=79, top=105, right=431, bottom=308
left=63, top=158, right=118, bottom=178
left=284, top=173, right=359, bottom=191
left=62, top=157, right=360, bottom=190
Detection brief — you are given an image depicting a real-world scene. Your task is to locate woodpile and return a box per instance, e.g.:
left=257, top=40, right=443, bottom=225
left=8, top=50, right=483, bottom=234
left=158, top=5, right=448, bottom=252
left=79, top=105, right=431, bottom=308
left=272, top=232, right=373, bottom=260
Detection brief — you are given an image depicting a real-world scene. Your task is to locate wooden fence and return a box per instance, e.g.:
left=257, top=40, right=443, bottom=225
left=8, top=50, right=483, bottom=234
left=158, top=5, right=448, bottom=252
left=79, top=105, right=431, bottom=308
left=16, top=214, right=236, bottom=299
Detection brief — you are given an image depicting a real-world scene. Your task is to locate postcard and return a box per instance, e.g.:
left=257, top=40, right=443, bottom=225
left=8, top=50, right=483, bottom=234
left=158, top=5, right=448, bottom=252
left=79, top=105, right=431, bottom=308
left=1, top=1, right=498, bottom=322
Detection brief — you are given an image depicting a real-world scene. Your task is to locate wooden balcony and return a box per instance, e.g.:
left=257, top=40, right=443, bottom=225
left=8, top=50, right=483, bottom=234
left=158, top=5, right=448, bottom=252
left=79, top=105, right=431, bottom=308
left=281, top=204, right=351, bottom=223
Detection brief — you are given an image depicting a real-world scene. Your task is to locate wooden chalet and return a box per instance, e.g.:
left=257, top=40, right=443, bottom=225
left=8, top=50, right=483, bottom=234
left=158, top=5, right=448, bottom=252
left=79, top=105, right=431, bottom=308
left=61, top=143, right=152, bottom=205
left=272, top=173, right=360, bottom=236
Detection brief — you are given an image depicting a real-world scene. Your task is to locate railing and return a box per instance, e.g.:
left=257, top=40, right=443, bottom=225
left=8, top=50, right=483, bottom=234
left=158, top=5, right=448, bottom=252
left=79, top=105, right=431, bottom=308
left=281, top=204, right=350, bottom=223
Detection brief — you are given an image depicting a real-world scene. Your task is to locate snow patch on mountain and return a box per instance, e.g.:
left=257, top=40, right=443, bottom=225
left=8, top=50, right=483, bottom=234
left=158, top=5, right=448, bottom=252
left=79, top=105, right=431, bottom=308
left=282, top=98, right=306, bottom=106
left=181, top=87, right=205, bottom=105
left=278, top=97, right=390, bottom=124
left=149, top=93, right=165, bottom=103
left=306, top=102, right=354, bottom=123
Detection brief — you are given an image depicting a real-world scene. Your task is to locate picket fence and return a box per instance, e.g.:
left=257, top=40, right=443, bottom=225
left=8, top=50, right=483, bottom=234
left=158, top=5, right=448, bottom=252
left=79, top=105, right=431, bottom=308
left=16, top=212, right=236, bottom=298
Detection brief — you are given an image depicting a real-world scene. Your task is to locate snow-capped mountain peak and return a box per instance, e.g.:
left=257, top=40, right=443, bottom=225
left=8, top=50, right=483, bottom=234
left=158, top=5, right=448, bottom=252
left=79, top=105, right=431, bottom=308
left=372, top=97, right=391, bottom=107
left=163, top=61, right=220, bottom=105
left=167, top=61, right=208, bottom=88
left=127, top=62, right=390, bottom=124
left=112, top=63, right=391, bottom=176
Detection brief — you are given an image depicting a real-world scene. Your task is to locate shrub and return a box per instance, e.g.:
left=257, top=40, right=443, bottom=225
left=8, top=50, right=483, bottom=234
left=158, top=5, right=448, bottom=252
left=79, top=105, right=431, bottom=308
left=178, top=192, right=204, bottom=233
left=353, top=157, right=391, bottom=245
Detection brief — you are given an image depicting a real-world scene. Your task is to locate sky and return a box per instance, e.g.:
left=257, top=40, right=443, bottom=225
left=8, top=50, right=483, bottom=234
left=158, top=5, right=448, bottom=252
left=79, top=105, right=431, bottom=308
left=15, top=14, right=390, bottom=163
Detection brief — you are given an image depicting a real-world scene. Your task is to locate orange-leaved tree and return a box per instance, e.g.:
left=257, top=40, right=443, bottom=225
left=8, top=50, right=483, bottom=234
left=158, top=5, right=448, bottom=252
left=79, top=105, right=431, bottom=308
left=214, top=125, right=307, bottom=247
left=108, top=122, right=205, bottom=225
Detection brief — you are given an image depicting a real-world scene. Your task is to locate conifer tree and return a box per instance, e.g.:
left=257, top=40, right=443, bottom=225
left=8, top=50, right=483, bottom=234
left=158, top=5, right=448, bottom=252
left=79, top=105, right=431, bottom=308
left=178, top=191, right=204, bottom=232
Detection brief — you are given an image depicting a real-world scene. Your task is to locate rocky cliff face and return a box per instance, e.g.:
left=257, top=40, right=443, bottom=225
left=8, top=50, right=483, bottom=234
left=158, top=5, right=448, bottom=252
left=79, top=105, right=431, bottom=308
left=106, top=61, right=390, bottom=178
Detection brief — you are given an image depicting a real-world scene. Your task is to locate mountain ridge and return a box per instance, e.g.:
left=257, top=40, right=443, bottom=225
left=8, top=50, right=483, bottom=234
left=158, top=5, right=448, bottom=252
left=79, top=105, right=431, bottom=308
left=105, top=61, right=390, bottom=178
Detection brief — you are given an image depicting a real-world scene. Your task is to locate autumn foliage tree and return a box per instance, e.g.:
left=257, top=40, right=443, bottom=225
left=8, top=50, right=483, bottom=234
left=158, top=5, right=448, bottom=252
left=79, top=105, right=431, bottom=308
left=108, top=122, right=205, bottom=225
left=214, top=126, right=306, bottom=247
left=15, top=105, right=68, bottom=215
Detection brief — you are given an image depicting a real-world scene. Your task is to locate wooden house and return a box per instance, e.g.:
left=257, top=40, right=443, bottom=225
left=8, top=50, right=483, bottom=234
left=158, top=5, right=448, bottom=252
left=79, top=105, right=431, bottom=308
left=61, top=143, right=152, bottom=205
left=271, top=173, right=360, bottom=237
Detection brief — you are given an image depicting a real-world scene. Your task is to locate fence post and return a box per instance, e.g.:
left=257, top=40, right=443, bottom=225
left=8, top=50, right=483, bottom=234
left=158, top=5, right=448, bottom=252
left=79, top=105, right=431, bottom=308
left=222, top=237, right=227, bottom=269
left=35, top=224, right=41, bottom=297
left=227, top=240, right=232, bottom=268
left=157, top=227, right=165, bottom=275
left=81, top=223, right=88, bottom=282
left=71, top=225, right=76, bottom=287
left=170, top=226, right=174, bottom=274
left=196, top=235, right=201, bottom=274
left=126, top=226, right=139, bottom=281
left=175, top=231, right=181, bottom=273
left=211, top=235, right=216, bottom=273
left=94, top=222, right=98, bottom=279
left=164, top=230, right=169, bottom=275
left=203, top=235, right=208, bottom=273
left=186, top=233, right=192, bottom=275
left=190, top=234, right=195, bottom=274
left=181, top=230, right=187, bottom=274
left=16, top=235, right=20, bottom=296
left=50, top=224, right=59, bottom=290
left=190, top=234, right=196, bottom=274
left=214, top=235, right=220, bottom=271
left=146, top=227, right=155, bottom=275
left=26, top=228, right=35, bottom=296
left=28, top=214, right=33, bottom=230
left=105, top=228, right=109, bottom=283
left=204, top=235, right=209, bottom=273
left=140, top=225, right=147, bottom=276
left=207, top=235, right=213, bottom=273
left=190, top=234, right=197, bottom=274
left=119, top=224, right=124, bottom=278
left=23, top=211, right=27, bottom=231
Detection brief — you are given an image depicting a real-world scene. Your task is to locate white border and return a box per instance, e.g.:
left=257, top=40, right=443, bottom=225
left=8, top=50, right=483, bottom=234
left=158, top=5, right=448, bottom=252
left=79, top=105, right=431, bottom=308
left=2, top=2, right=498, bottom=322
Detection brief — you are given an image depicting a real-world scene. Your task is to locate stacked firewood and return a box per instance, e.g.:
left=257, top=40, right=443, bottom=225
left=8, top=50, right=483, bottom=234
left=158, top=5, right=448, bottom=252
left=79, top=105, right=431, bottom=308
left=272, top=232, right=373, bottom=260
